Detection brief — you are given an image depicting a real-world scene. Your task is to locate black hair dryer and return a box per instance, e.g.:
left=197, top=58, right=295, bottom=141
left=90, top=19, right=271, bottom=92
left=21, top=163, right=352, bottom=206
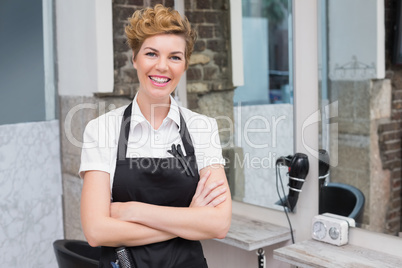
left=276, top=153, right=309, bottom=212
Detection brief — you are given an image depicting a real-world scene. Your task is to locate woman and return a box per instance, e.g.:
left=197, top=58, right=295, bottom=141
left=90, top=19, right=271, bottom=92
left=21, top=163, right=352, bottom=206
left=79, top=4, right=232, bottom=268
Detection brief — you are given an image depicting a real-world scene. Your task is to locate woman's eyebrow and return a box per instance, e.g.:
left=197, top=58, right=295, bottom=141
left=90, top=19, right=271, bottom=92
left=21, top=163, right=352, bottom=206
left=144, top=47, right=184, bottom=55
left=144, top=47, right=158, bottom=52
left=171, top=51, right=184, bottom=55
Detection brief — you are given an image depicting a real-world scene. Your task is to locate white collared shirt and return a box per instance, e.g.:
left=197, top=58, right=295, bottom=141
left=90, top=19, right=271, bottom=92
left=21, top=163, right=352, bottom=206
left=79, top=94, right=225, bottom=188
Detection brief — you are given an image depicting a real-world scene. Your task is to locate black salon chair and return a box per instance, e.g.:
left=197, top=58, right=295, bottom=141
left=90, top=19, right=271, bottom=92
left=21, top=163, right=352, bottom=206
left=319, top=182, right=365, bottom=224
left=53, top=239, right=100, bottom=268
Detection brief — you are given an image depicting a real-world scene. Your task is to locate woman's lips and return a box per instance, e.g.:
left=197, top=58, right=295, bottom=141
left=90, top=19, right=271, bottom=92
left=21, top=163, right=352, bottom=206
left=149, top=75, right=171, bottom=87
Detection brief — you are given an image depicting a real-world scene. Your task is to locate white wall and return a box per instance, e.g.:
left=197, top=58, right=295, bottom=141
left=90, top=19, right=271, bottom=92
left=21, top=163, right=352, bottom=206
left=56, top=0, right=114, bottom=96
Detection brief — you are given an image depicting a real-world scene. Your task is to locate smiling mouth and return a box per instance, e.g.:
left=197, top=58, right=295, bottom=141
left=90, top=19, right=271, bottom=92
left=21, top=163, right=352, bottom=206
left=149, top=76, right=171, bottom=84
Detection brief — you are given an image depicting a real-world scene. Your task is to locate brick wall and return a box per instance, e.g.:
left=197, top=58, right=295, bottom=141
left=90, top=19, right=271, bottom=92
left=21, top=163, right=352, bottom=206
left=184, top=0, right=233, bottom=110
left=111, top=0, right=175, bottom=97
left=185, top=0, right=234, bottom=145
left=380, top=0, right=402, bottom=234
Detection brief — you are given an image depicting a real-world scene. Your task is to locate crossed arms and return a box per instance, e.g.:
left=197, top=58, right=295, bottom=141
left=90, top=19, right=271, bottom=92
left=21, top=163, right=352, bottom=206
left=81, top=164, right=232, bottom=248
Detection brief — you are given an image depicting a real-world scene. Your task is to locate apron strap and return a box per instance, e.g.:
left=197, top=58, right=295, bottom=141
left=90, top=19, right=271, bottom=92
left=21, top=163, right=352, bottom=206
left=117, top=102, right=133, bottom=161
left=179, top=111, right=195, bottom=156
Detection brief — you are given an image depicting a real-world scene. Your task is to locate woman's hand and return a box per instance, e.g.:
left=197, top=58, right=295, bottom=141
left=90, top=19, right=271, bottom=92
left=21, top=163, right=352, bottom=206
left=190, top=170, right=227, bottom=208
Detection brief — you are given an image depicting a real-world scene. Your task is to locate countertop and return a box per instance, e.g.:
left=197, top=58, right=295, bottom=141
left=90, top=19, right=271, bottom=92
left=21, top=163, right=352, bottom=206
left=273, top=239, right=402, bottom=267
left=215, top=214, right=292, bottom=251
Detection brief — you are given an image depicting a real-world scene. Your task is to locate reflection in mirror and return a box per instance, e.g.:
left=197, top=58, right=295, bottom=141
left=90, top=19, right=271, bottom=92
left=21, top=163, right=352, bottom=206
left=232, top=0, right=294, bottom=210
left=318, top=0, right=401, bottom=236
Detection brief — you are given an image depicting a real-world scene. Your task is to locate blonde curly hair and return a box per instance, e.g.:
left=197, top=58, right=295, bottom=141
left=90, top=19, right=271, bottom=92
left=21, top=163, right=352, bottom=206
left=125, top=4, right=197, bottom=69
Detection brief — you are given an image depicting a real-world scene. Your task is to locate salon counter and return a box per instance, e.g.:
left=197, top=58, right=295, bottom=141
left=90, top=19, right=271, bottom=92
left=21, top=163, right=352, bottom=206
left=273, top=239, right=402, bottom=267
left=215, top=214, right=292, bottom=251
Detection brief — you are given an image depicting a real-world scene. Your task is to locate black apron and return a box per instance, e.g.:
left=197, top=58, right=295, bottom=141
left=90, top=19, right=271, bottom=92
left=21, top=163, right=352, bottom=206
left=99, top=103, right=208, bottom=268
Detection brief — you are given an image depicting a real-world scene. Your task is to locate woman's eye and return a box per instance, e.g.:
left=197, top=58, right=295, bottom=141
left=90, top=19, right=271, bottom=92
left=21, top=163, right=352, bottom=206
left=146, top=52, right=156, bottom=57
left=171, top=56, right=181, bottom=61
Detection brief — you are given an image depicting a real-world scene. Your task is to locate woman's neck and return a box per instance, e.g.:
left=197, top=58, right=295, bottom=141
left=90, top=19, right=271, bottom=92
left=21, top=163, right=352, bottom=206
left=136, top=91, right=171, bottom=130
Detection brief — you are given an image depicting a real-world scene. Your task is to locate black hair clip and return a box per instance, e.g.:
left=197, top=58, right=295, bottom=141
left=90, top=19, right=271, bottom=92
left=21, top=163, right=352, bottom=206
left=176, top=144, right=195, bottom=177
left=167, top=144, right=195, bottom=177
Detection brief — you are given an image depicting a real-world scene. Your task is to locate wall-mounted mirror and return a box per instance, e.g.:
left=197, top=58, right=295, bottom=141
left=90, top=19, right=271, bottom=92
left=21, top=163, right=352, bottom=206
left=232, top=0, right=294, bottom=210
left=318, top=0, right=401, bottom=236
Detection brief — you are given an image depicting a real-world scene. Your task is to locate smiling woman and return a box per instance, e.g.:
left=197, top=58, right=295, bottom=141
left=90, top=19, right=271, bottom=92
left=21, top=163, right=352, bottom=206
left=79, top=4, right=231, bottom=268
left=133, top=34, right=187, bottom=120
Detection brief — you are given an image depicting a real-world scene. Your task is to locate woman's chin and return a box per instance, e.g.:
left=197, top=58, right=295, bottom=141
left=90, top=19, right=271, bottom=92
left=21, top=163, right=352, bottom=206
left=141, top=88, right=174, bottom=101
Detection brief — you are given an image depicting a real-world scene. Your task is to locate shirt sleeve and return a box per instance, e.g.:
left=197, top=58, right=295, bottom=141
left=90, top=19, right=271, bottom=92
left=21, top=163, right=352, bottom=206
left=78, top=116, right=113, bottom=179
left=192, top=116, right=226, bottom=171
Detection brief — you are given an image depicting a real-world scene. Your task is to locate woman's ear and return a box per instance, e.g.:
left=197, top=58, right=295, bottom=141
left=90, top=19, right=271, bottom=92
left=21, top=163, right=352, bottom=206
left=132, top=55, right=137, bottom=69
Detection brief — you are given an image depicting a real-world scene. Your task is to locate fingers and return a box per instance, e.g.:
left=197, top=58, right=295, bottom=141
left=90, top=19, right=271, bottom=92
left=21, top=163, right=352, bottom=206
left=196, top=182, right=226, bottom=207
left=204, top=185, right=227, bottom=207
left=206, top=192, right=227, bottom=207
left=200, top=180, right=225, bottom=201
left=193, top=170, right=211, bottom=199
left=191, top=172, right=228, bottom=208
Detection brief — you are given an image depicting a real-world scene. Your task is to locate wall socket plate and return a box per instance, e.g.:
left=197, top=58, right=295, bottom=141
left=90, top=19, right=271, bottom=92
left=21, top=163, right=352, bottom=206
left=311, top=214, right=354, bottom=246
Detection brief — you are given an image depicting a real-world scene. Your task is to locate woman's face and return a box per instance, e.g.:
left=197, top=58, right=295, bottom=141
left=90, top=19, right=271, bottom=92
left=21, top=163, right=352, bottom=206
left=133, top=34, right=186, bottom=102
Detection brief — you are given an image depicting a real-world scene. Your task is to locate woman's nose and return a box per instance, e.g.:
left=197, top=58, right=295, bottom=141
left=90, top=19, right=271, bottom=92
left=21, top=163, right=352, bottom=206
left=156, top=58, right=168, bottom=71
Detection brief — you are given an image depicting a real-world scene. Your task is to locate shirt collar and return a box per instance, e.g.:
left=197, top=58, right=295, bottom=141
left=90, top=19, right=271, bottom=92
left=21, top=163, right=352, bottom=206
left=130, top=93, right=181, bottom=130
left=168, top=95, right=181, bottom=130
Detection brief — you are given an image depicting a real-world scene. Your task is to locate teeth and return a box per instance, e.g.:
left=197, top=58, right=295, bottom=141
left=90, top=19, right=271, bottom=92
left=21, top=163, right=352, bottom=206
left=150, top=76, right=169, bottom=83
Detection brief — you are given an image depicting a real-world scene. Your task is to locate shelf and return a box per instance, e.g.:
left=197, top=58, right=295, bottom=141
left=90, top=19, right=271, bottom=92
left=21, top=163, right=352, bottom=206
left=215, top=214, right=292, bottom=251
left=274, top=239, right=402, bottom=268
